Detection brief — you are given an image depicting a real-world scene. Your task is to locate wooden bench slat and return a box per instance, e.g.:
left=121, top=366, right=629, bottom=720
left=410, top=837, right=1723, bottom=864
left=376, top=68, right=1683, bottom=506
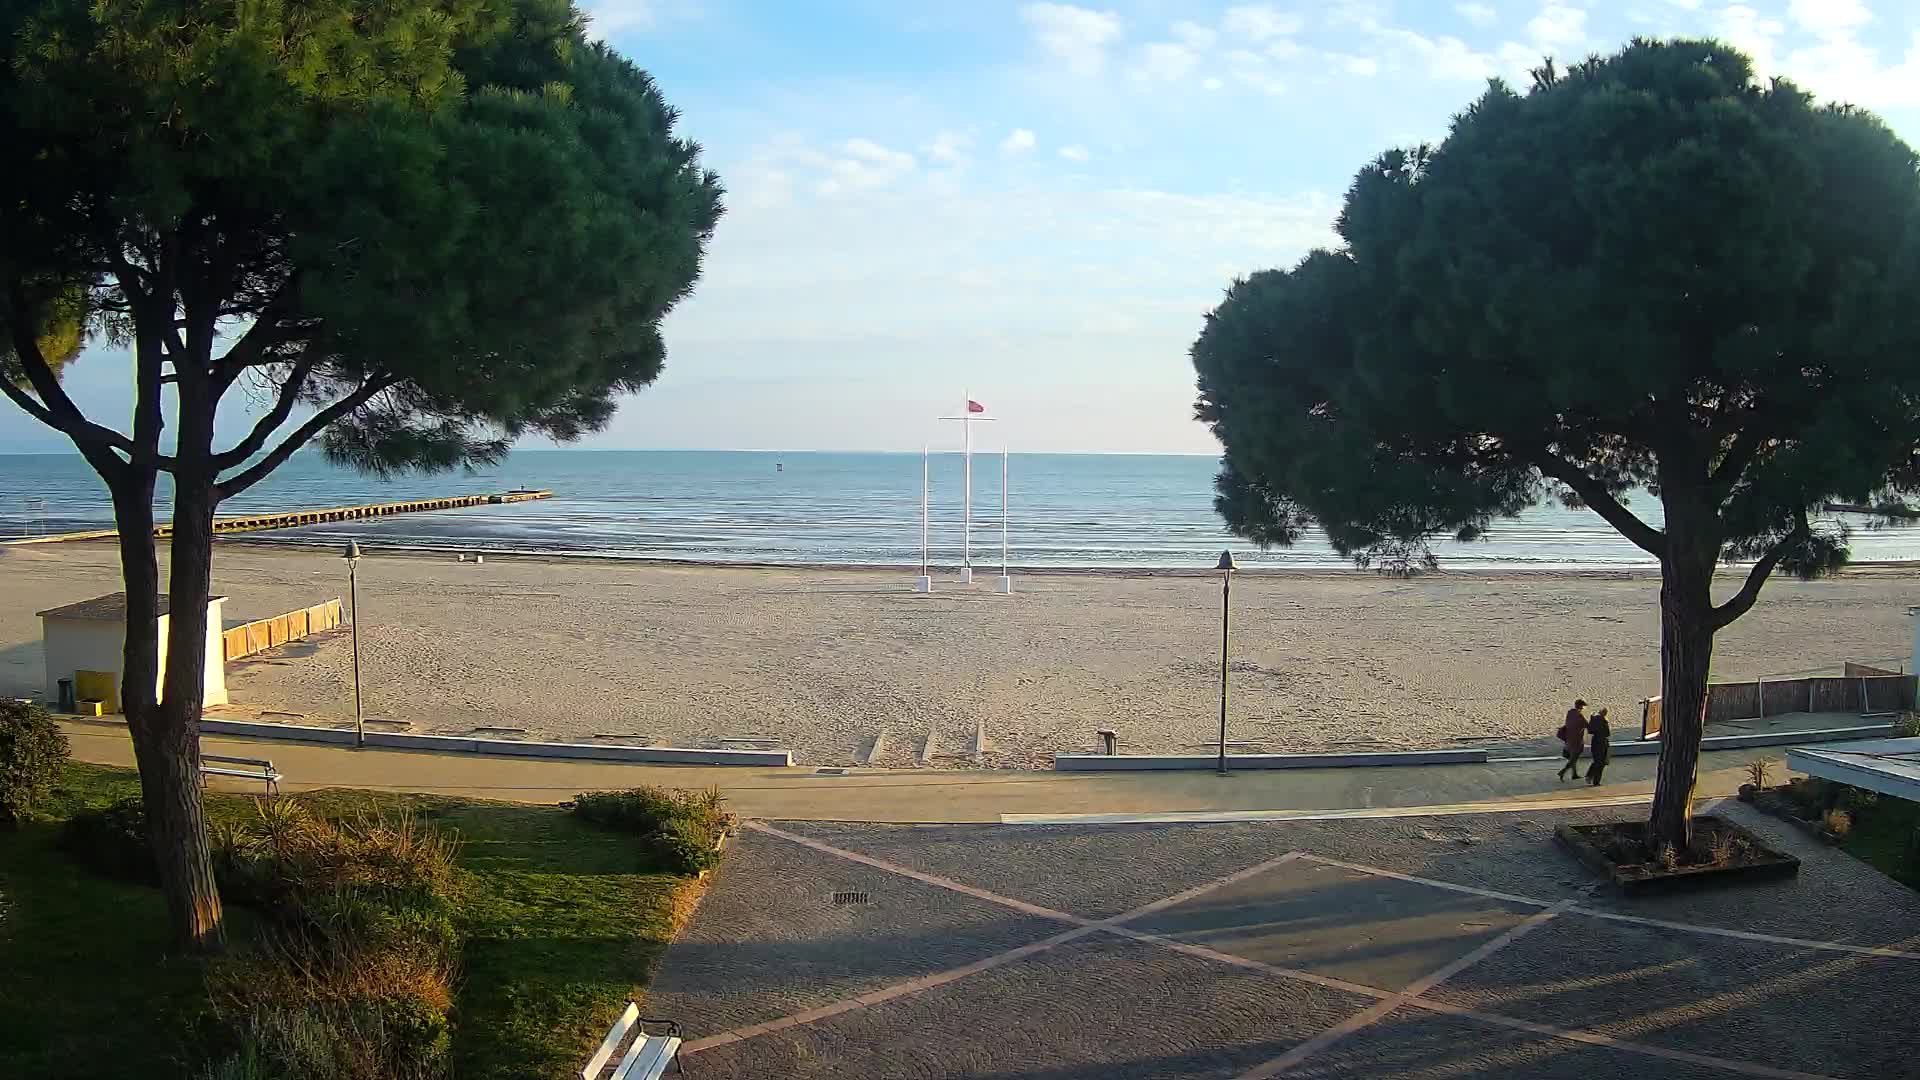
left=611, top=1036, right=678, bottom=1080
left=581, top=1002, right=640, bottom=1080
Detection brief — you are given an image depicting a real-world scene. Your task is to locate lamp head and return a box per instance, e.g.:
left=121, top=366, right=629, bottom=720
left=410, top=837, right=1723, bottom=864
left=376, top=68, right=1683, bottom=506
left=1216, top=549, right=1238, bottom=573
left=343, top=540, right=362, bottom=562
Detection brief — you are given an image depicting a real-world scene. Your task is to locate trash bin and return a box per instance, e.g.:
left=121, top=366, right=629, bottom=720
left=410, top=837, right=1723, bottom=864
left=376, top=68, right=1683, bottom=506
left=57, top=678, right=75, bottom=713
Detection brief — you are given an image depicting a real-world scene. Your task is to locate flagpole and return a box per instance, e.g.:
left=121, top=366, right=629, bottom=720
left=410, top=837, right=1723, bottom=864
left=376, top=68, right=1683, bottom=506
left=915, top=444, right=932, bottom=593
left=961, top=390, right=973, bottom=583
left=997, top=445, right=1013, bottom=594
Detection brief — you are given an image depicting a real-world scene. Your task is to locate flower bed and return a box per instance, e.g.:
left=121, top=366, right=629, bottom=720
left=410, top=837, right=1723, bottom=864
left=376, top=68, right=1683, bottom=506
left=1556, top=815, right=1799, bottom=895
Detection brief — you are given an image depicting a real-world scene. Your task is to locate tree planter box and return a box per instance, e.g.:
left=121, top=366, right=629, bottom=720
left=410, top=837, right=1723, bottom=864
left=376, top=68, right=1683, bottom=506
left=1555, top=816, right=1800, bottom=895
left=1747, top=790, right=1845, bottom=845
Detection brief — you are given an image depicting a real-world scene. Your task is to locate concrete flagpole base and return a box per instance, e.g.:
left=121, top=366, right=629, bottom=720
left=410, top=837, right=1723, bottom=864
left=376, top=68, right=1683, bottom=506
left=996, top=575, right=1013, bottom=594
left=913, top=575, right=933, bottom=593
left=959, top=566, right=974, bottom=584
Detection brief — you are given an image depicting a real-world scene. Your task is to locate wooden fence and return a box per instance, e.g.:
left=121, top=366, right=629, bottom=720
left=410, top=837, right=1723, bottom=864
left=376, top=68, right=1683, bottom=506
left=1641, top=672, right=1916, bottom=739
left=223, top=599, right=343, bottom=663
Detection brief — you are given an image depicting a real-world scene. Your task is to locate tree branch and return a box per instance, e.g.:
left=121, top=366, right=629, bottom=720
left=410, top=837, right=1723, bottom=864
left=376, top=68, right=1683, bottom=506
left=214, top=374, right=398, bottom=500
left=211, top=354, right=318, bottom=469
left=1710, top=515, right=1810, bottom=631
left=1528, top=450, right=1668, bottom=556
left=3, top=287, right=143, bottom=467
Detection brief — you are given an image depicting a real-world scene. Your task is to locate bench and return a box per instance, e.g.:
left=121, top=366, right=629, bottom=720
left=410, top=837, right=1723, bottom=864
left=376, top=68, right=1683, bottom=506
left=199, top=754, right=281, bottom=795
left=582, top=1002, right=681, bottom=1079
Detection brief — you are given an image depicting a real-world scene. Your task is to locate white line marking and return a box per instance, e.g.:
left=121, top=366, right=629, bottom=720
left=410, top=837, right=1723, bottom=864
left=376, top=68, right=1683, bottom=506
left=1233, top=899, right=1577, bottom=1079
left=1405, top=998, right=1839, bottom=1080
left=1001, top=792, right=1652, bottom=825
left=1568, top=907, right=1920, bottom=960
left=1299, top=854, right=1554, bottom=908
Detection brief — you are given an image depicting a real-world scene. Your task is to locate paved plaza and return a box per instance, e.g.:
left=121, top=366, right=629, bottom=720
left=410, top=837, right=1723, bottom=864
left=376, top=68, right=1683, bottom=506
left=647, top=801, right=1920, bottom=1078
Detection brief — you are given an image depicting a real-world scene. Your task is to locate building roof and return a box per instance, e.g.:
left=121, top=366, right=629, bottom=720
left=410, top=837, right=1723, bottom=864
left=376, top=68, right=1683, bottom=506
left=1787, top=739, right=1920, bottom=803
left=35, top=592, right=227, bottom=621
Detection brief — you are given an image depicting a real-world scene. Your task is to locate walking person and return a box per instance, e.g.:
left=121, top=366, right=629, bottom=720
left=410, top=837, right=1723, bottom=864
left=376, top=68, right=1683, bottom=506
left=1586, top=707, right=1612, bottom=786
left=1556, top=699, right=1588, bottom=780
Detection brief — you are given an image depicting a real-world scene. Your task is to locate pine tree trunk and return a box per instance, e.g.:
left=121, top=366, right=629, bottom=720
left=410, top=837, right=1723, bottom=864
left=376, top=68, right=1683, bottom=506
left=1648, top=545, right=1717, bottom=854
left=153, top=464, right=225, bottom=951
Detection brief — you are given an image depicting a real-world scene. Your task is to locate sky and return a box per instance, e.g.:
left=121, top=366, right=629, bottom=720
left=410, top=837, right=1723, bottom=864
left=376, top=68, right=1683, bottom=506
left=5, top=0, right=1920, bottom=456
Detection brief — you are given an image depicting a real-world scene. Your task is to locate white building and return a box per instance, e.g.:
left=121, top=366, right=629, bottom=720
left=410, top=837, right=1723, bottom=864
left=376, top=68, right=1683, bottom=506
left=36, top=592, right=228, bottom=711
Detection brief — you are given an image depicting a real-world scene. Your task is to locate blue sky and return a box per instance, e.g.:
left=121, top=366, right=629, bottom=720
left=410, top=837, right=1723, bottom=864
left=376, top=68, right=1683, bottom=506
left=6, top=0, right=1919, bottom=455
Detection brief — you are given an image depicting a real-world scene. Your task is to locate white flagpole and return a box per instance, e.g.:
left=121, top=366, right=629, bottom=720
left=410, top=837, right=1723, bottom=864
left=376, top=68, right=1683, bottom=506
left=997, top=445, right=1012, bottom=594
left=915, top=444, right=932, bottom=593
left=961, top=390, right=973, bottom=583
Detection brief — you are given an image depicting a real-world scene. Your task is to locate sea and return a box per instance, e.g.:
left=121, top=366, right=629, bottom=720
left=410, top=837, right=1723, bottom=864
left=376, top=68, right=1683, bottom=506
left=4, top=449, right=1920, bottom=570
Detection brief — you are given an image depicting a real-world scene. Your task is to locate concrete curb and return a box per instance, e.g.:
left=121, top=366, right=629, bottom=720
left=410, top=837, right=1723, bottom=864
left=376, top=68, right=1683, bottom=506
left=1606, top=723, right=1896, bottom=757
left=196, top=718, right=792, bottom=766
left=1052, top=748, right=1489, bottom=771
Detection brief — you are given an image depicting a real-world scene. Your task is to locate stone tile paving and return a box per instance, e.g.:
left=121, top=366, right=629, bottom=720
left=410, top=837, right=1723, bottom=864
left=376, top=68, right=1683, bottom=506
left=1132, top=857, right=1540, bottom=991
left=1288, top=1008, right=1733, bottom=1080
left=680, top=933, right=1377, bottom=1080
left=1430, top=917, right=1917, bottom=1079
left=651, top=804, right=1920, bottom=1078
left=644, top=828, right=1067, bottom=1032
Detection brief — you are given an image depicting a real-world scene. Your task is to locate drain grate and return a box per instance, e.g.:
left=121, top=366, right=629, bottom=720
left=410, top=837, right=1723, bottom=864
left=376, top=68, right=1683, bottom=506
left=832, top=891, right=871, bottom=906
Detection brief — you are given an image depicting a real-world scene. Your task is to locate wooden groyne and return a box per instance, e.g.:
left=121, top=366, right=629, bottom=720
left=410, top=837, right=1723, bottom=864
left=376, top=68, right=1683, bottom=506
left=3, top=490, right=551, bottom=545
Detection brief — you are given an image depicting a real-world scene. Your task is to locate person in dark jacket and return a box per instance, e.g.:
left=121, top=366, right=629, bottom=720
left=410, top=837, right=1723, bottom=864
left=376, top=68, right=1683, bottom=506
left=1586, top=707, right=1612, bottom=786
left=1556, top=699, right=1588, bottom=780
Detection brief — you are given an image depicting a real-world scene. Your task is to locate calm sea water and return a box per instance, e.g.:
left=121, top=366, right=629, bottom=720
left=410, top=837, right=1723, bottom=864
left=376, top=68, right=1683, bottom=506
left=3, top=449, right=1918, bottom=569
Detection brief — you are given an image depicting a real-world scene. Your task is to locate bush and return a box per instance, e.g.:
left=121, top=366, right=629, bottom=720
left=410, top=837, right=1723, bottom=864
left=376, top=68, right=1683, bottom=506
left=203, top=799, right=463, bottom=1080
left=1894, top=711, right=1920, bottom=739
left=1823, top=808, right=1854, bottom=839
left=59, top=795, right=155, bottom=882
left=1745, top=758, right=1773, bottom=790
left=0, top=699, right=69, bottom=826
left=571, top=785, right=735, bottom=875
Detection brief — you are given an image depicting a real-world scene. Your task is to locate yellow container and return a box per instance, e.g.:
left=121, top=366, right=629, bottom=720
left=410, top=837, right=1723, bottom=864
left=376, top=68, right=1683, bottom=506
left=74, top=669, right=119, bottom=714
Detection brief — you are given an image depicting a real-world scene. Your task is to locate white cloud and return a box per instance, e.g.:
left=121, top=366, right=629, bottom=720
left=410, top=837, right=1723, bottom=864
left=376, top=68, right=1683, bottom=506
left=1717, top=3, right=1786, bottom=75
left=1328, top=52, right=1381, bottom=76
left=1134, top=40, right=1201, bottom=81
left=923, top=130, right=974, bottom=168
left=1020, top=3, right=1124, bottom=76
left=1222, top=5, right=1305, bottom=41
left=1172, top=20, right=1217, bottom=50
left=1226, top=48, right=1289, bottom=94
left=581, top=0, right=653, bottom=38
left=741, top=135, right=918, bottom=201
left=1059, top=144, right=1091, bottom=161
left=1526, top=3, right=1587, bottom=49
left=1000, top=127, right=1038, bottom=155
left=1788, top=0, right=1872, bottom=38
left=1455, top=2, right=1496, bottom=25
left=1202, top=76, right=1225, bottom=90
left=1662, top=0, right=1702, bottom=9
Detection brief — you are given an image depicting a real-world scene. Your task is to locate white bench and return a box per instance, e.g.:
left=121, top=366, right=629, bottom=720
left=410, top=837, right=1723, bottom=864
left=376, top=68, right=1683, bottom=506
left=581, top=1002, right=681, bottom=1080
left=199, top=754, right=281, bottom=795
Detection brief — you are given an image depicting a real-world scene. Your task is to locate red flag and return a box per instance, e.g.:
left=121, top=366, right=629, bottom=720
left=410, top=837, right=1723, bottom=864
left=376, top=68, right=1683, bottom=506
left=967, top=400, right=985, bottom=413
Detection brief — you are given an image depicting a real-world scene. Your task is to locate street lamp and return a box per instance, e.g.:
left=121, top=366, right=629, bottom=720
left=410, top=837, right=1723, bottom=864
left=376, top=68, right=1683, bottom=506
left=1216, top=549, right=1238, bottom=775
left=343, top=541, right=364, bottom=748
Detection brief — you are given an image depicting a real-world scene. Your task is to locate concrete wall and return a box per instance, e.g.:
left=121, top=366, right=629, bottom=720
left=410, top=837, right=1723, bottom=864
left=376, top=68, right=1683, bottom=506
left=41, top=598, right=227, bottom=711
left=224, top=599, right=341, bottom=662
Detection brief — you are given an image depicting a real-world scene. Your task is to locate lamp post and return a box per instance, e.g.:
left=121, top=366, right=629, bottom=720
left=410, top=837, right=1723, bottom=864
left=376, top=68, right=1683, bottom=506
left=343, top=541, right=364, bottom=748
left=1216, top=549, right=1238, bottom=775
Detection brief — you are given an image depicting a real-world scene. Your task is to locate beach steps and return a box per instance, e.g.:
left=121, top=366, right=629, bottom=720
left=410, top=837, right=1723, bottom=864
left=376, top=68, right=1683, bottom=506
left=2, top=490, right=552, bottom=545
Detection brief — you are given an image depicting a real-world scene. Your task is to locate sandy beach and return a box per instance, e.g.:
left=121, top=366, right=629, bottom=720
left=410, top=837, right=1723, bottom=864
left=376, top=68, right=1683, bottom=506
left=2, top=539, right=1916, bottom=768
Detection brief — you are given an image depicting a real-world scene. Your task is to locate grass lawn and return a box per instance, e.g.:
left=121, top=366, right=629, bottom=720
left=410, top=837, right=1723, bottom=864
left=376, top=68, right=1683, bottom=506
left=0, top=762, right=706, bottom=1080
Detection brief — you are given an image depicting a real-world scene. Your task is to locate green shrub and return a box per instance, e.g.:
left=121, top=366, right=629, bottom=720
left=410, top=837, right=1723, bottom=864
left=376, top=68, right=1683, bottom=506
left=571, top=785, right=735, bottom=875
left=204, top=800, right=463, bottom=1080
left=0, top=699, right=69, bottom=825
left=59, top=795, right=156, bottom=882
left=651, top=815, right=723, bottom=875
left=572, top=787, right=685, bottom=833
left=1894, top=711, right=1920, bottom=738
